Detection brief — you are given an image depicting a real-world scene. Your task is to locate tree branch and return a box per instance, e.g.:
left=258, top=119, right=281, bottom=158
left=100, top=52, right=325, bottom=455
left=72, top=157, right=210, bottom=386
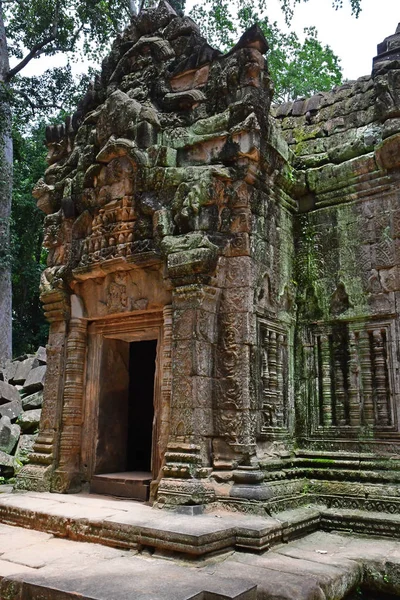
left=6, top=36, right=55, bottom=81
left=12, top=88, right=63, bottom=113
left=6, top=0, right=61, bottom=81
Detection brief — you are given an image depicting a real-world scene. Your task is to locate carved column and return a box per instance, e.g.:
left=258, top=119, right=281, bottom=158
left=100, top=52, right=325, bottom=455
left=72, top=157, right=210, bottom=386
left=333, top=357, right=346, bottom=426
left=276, top=333, right=285, bottom=428
left=348, top=331, right=361, bottom=427
left=371, top=329, right=391, bottom=427
left=320, top=334, right=333, bottom=427
left=268, top=330, right=279, bottom=424
left=359, top=330, right=375, bottom=426
left=152, top=305, right=173, bottom=485
left=52, top=317, right=88, bottom=492
left=157, top=285, right=219, bottom=506
left=15, top=289, right=70, bottom=491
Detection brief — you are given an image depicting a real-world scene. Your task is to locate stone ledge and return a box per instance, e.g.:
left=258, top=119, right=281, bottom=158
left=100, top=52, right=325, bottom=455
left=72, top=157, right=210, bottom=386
left=2, top=490, right=400, bottom=561
left=4, top=522, right=400, bottom=599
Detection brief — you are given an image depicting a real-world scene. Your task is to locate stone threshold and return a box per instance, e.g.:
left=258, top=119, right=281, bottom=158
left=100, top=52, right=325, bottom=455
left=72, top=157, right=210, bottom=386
left=0, top=490, right=400, bottom=559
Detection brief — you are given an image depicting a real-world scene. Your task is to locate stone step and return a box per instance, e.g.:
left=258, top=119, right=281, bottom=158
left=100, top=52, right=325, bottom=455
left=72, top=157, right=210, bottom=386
left=3, top=521, right=400, bottom=600
left=90, top=471, right=152, bottom=501
left=1, top=489, right=400, bottom=561
left=0, top=490, right=287, bottom=556
left=0, top=523, right=257, bottom=600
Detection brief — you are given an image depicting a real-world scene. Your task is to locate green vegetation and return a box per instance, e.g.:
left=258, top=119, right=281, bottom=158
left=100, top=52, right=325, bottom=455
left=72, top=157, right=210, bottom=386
left=190, top=0, right=343, bottom=102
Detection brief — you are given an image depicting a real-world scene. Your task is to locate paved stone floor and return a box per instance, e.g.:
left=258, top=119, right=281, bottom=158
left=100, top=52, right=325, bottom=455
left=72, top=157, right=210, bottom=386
left=1, top=489, right=400, bottom=599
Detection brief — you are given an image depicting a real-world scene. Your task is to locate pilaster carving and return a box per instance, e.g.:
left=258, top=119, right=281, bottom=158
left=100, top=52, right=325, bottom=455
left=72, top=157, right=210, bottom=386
left=15, top=293, right=70, bottom=491
left=52, top=318, right=87, bottom=492
left=158, top=286, right=218, bottom=505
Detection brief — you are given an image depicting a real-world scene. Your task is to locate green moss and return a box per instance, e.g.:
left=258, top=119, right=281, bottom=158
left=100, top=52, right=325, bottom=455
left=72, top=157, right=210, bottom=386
left=312, top=458, right=335, bottom=465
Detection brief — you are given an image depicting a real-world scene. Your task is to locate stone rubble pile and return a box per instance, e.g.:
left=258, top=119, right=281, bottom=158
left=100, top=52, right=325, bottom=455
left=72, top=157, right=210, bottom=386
left=0, top=348, right=46, bottom=478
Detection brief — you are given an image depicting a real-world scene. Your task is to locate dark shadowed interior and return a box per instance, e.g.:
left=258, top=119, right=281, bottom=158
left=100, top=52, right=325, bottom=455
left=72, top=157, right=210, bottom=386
left=127, top=340, right=157, bottom=472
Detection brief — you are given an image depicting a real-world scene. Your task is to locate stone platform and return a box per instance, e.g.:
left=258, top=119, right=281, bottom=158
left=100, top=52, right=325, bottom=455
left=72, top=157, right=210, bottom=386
left=1, top=491, right=400, bottom=598
left=1, top=490, right=400, bottom=558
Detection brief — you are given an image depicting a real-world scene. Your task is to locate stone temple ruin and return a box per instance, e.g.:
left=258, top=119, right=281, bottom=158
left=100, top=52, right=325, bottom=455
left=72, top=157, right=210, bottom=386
left=15, top=5, right=400, bottom=525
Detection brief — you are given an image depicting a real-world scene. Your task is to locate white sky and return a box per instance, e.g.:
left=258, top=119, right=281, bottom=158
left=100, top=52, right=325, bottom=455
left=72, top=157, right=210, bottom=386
left=18, top=0, right=400, bottom=82
left=261, top=0, right=399, bottom=81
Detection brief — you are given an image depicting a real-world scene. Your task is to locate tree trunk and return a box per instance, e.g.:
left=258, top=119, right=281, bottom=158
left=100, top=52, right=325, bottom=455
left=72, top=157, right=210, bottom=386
left=0, top=1, right=12, bottom=364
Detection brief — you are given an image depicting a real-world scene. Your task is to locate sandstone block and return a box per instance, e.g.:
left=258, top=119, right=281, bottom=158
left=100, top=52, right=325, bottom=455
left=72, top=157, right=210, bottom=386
left=1, top=360, right=17, bottom=383
left=15, top=434, right=37, bottom=465
left=0, top=416, right=21, bottom=454
left=0, top=399, right=23, bottom=422
left=22, top=390, right=43, bottom=411
left=376, top=133, right=400, bottom=170
left=22, top=366, right=46, bottom=394
left=0, top=380, right=21, bottom=405
left=0, top=451, right=15, bottom=476
left=17, top=409, right=42, bottom=433
left=13, top=357, right=39, bottom=385
left=35, top=346, right=47, bottom=365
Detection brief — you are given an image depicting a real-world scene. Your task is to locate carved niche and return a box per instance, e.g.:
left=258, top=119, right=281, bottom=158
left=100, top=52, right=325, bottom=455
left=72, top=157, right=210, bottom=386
left=80, top=196, right=136, bottom=266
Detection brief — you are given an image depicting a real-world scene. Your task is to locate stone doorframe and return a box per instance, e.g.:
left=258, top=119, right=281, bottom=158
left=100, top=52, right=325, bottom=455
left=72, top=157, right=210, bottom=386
left=80, top=306, right=173, bottom=488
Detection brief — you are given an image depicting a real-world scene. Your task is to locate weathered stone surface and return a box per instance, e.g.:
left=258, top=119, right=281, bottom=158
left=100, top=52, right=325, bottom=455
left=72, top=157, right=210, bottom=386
left=35, top=347, right=47, bottom=365
left=1, top=360, right=18, bottom=383
left=0, top=451, right=15, bottom=476
left=0, top=381, right=20, bottom=405
left=17, top=410, right=41, bottom=433
left=0, top=416, right=20, bottom=454
left=12, top=358, right=39, bottom=385
left=22, top=366, right=46, bottom=394
left=12, top=10, right=400, bottom=522
left=15, top=434, right=37, bottom=465
left=22, top=391, right=43, bottom=411
left=2, top=498, right=400, bottom=600
left=0, top=399, right=22, bottom=422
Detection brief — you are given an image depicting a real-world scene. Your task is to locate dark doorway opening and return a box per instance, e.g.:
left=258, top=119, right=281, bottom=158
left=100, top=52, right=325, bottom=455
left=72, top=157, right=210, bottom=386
left=127, top=340, right=157, bottom=472
left=91, top=337, right=157, bottom=500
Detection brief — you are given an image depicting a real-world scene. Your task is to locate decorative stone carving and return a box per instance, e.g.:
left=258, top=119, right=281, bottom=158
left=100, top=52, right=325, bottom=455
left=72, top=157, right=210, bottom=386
left=52, top=318, right=88, bottom=492
left=259, top=321, right=289, bottom=433
left=311, top=321, right=395, bottom=436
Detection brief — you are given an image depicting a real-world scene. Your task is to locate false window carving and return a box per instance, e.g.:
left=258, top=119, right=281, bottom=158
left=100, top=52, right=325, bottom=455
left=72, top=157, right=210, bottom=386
left=259, top=320, right=289, bottom=434
left=312, top=321, right=396, bottom=433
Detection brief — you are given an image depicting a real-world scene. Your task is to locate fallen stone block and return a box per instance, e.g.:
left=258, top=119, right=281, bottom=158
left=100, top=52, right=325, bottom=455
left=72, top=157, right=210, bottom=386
left=0, top=381, right=20, bottom=405
left=15, top=434, right=37, bottom=464
left=0, top=451, right=16, bottom=476
left=35, top=346, right=47, bottom=365
left=0, top=399, right=23, bottom=422
left=22, top=366, right=46, bottom=394
left=17, top=409, right=41, bottom=433
left=22, top=390, right=43, bottom=411
left=2, top=360, right=18, bottom=383
left=0, top=416, right=20, bottom=454
left=12, top=358, right=39, bottom=385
